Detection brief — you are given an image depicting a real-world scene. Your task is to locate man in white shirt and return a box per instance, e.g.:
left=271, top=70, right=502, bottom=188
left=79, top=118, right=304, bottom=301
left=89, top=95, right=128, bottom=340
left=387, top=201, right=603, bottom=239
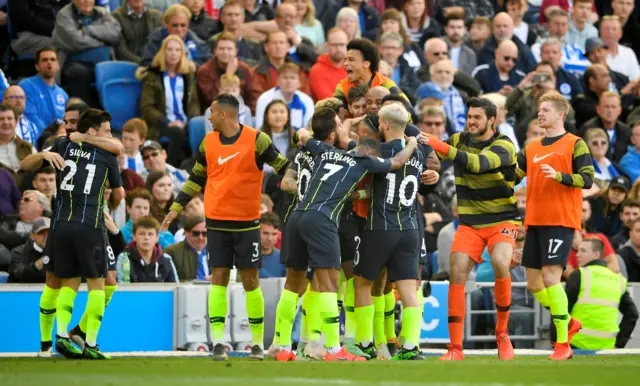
left=568, top=0, right=599, bottom=51
left=2, top=86, right=39, bottom=148
left=601, top=16, right=640, bottom=81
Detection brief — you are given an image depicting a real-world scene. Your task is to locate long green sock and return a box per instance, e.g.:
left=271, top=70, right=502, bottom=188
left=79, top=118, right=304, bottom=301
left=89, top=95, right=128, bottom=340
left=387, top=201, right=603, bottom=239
left=372, top=295, right=386, bottom=346
left=401, top=306, right=421, bottom=350
left=355, top=305, right=374, bottom=345
left=384, top=291, right=397, bottom=340
left=56, top=287, right=77, bottom=337
left=246, top=287, right=265, bottom=348
left=547, top=284, right=569, bottom=343
left=300, top=287, right=312, bottom=342
left=533, top=288, right=551, bottom=309
left=402, top=288, right=424, bottom=341
left=85, top=290, right=105, bottom=346
left=344, top=278, right=356, bottom=341
left=275, top=289, right=298, bottom=348
left=39, top=285, right=60, bottom=343
left=306, top=291, right=323, bottom=342
left=319, top=292, right=340, bottom=351
left=79, top=285, right=116, bottom=333
left=208, top=285, right=227, bottom=344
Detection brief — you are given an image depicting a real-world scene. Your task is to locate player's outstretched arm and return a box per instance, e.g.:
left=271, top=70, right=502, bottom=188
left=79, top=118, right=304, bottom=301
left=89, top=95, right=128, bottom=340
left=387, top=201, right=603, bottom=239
left=389, top=136, right=418, bottom=170
left=168, top=140, right=209, bottom=223
left=20, top=152, right=65, bottom=171
left=515, top=148, right=527, bottom=182
left=541, top=139, right=594, bottom=189
left=281, top=168, right=299, bottom=195
left=69, top=132, right=123, bottom=156
left=257, top=132, right=290, bottom=175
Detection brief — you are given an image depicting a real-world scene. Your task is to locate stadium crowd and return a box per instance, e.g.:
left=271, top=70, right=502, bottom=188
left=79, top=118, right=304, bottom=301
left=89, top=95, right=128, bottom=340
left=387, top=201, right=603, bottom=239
left=0, top=0, right=639, bottom=354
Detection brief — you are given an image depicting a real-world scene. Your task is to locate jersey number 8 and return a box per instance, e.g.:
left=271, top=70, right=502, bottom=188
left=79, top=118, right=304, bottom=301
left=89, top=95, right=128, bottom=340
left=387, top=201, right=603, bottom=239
left=385, top=173, right=418, bottom=206
left=60, top=160, right=97, bottom=194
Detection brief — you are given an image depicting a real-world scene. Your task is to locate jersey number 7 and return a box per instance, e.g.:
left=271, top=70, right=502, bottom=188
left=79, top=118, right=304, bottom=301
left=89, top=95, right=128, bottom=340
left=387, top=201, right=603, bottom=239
left=60, top=160, right=96, bottom=194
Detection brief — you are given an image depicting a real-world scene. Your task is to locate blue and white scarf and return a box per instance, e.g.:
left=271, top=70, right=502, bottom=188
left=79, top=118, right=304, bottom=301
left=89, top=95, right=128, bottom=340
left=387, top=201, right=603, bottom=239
left=15, top=116, right=39, bottom=147
left=163, top=73, right=186, bottom=123
left=593, top=158, right=620, bottom=185
left=431, top=82, right=466, bottom=133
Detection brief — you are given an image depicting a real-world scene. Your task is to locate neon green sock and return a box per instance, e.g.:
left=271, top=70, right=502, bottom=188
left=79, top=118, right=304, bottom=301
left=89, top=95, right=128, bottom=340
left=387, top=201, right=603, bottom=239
left=208, top=285, right=227, bottom=343
left=401, top=288, right=424, bottom=341
left=400, top=306, right=421, bottom=349
left=344, top=278, right=356, bottom=341
left=56, top=287, right=77, bottom=337
left=79, top=285, right=116, bottom=333
left=275, top=289, right=298, bottom=348
left=39, top=285, right=60, bottom=343
left=384, top=291, right=397, bottom=340
left=355, top=305, right=374, bottom=345
left=246, top=287, right=265, bottom=348
left=300, top=286, right=312, bottom=343
left=306, top=291, right=323, bottom=342
left=547, top=284, right=569, bottom=343
left=533, top=288, right=551, bottom=309
left=372, top=295, right=386, bottom=346
left=85, top=290, right=105, bottom=346
left=319, top=292, right=340, bottom=349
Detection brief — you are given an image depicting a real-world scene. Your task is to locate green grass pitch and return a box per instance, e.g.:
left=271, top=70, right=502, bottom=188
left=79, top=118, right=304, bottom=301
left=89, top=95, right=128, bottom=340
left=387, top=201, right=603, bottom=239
left=1, top=356, right=638, bottom=386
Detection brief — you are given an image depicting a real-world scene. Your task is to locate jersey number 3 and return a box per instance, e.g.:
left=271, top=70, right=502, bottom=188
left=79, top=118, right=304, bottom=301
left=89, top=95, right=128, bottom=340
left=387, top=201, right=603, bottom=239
left=60, top=160, right=96, bottom=194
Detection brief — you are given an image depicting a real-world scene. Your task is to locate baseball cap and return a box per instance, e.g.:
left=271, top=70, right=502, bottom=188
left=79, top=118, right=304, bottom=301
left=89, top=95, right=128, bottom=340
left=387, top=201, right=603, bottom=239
left=610, top=176, right=630, bottom=192
left=417, top=82, right=447, bottom=101
left=140, top=140, right=163, bottom=153
left=584, top=37, right=608, bottom=56
left=32, top=217, right=51, bottom=233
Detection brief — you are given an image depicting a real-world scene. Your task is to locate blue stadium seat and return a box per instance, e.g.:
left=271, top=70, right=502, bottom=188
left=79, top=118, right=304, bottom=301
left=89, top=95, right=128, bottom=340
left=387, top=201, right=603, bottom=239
left=430, top=250, right=438, bottom=275
left=95, top=61, right=138, bottom=90
left=0, top=272, right=8, bottom=283
left=188, top=116, right=206, bottom=153
left=100, top=79, right=142, bottom=131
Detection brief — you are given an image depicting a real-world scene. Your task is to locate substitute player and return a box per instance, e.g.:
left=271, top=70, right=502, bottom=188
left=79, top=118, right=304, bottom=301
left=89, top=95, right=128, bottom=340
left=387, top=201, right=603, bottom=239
left=517, top=92, right=594, bottom=360
left=275, top=108, right=418, bottom=361
left=162, top=94, right=289, bottom=361
left=421, top=97, right=519, bottom=361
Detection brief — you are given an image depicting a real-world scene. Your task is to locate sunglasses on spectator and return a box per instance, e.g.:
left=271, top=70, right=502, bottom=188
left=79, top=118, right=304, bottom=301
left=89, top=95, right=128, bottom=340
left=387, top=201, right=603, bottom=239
left=143, top=151, right=160, bottom=160
left=6, top=95, right=25, bottom=100
left=503, top=56, right=518, bottom=63
left=191, top=231, right=207, bottom=237
left=590, top=140, right=607, bottom=147
left=21, top=197, right=33, bottom=203
left=423, top=120, right=444, bottom=127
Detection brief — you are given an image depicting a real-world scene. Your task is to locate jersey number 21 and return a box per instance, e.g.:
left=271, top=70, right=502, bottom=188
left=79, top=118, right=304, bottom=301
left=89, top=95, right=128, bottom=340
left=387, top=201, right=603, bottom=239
left=60, top=160, right=96, bottom=194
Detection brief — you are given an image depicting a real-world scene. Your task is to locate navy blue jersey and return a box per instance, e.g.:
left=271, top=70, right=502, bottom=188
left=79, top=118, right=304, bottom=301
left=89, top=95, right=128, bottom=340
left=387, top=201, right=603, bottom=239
left=296, top=139, right=392, bottom=224
left=50, top=137, right=122, bottom=229
left=368, top=139, right=427, bottom=231
left=283, top=147, right=315, bottom=223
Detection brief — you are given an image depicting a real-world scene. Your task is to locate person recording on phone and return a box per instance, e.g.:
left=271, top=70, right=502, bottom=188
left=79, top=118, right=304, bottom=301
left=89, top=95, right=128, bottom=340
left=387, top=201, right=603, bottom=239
left=506, top=60, right=578, bottom=146
left=538, top=39, right=584, bottom=102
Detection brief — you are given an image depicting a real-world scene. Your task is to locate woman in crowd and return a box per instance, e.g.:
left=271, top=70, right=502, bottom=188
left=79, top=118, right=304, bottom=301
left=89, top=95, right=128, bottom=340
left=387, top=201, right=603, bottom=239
left=335, top=7, right=361, bottom=42
left=146, top=171, right=177, bottom=234
left=375, top=9, right=425, bottom=71
left=140, top=35, right=201, bottom=167
left=286, top=0, right=325, bottom=48
left=588, top=176, right=631, bottom=237
left=105, top=182, right=127, bottom=229
left=261, top=100, right=294, bottom=158
left=585, top=128, right=622, bottom=187
left=401, top=0, right=441, bottom=49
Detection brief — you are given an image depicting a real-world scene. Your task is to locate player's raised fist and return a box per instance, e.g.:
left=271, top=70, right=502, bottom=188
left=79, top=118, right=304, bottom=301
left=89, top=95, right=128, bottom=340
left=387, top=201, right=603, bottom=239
left=161, top=210, right=179, bottom=232
left=419, top=132, right=431, bottom=145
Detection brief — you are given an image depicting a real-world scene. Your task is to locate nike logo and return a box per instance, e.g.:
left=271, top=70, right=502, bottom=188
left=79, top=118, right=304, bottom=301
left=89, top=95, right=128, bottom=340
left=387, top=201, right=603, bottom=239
left=549, top=255, right=558, bottom=259
left=218, top=152, right=240, bottom=165
left=251, top=257, right=259, bottom=263
left=533, top=153, right=555, bottom=163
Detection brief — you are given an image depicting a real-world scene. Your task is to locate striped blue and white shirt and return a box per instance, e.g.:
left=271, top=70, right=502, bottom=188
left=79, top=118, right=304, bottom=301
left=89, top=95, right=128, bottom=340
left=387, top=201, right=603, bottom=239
left=15, top=115, right=40, bottom=148
left=163, top=73, right=187, bottom=124
left=255, top=87, right=314, bottom=131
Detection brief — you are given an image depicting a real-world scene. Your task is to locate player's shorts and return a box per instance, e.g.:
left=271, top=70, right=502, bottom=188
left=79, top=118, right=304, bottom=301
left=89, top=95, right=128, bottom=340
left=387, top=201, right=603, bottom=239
left=105, top=234, right=116, bottom=272
left=354, top=229, right=420, bottom=282
left=451, top=223, right=518, bottom=263
left=338, top=211, right=366, bottom=264
left=285, top=210, right=341, bottom=271
left=418, top=229, right=428, bottom=266
left=279, top=224, right=289, bottom=265
left=207, top=228, right=262, bottom=269
left=42, top=227, right=55, bottom=272
left=51, top=222, right=107, bottom=279
left=522, top=225, right=574, bottom=269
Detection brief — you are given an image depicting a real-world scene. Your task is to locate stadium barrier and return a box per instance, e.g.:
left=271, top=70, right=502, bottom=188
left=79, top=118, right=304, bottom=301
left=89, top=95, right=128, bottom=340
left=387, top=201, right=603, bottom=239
left=1, top=281, right=638, bottom=352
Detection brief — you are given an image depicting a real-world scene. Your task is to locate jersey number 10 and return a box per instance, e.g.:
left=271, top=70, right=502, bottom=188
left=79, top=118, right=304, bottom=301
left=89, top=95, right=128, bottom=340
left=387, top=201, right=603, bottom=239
left=60, top=160, right=97, bottom=194
left=385, top=173, right=418, bottom=207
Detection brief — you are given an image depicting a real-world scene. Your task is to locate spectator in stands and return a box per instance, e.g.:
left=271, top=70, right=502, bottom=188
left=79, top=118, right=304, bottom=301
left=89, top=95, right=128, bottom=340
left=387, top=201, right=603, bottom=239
left=113, top=0, right=163, bottom=63
left=3, top=86, right=39, bottom=147
left=589, top=176, right=631, bottom=237
left=507, top=0, right=536, bottom=47
left=568, top=0, right=599, bottom=51
left=437, top=1, right=494, bottom=22
left=477, top=12, right=535, bottom=74
left=584, top=128, right=623, bottom=187
left=53, top=0, right=121, bottom=108
left=258, top=100, right=293, bottom=160
left=259, top=211, right=285, bottom=278
left=7, top=0, right=69, bottom=58
left=18, top=48, right=68, bottom=133
left=481, top=93, right=519, bottom=151
left=465, top=16, right=492, bottom=54
left=183, top=0, right=218, bottom=41
left=146, top=170, right=175, bottom=225
left=0, top=190, right=49, bottom=251
left=116, top=216, right=179, bottom=283
left=210, top=0, right=261, bottom=66
left=538, top=39, right=584, bottom=102
left=121, top=188, right=175, bottom=248
left=273, top=3, right=317, bottom=69
left=442, top=11, right=476, bottom=77
left=0, top=168, right=20, bottom=217
left=419, top=60, right=465, bottom=132
left=611, top=201, right=640, bottom=250
left=619, top=218, right=640, bottom=281
left=172, top=194, right=204, bottom=242
left=573, top=64, right=612, bottom=129
left=309, top=27, right=348, bottom=102
left=204, top=75, right=254, bottom=130
left=343, top=0, right=379, bottom=40
left=379, top=32, right=420, bottom=102
left=376, top=9, right=424, bottom=71
left=32, top=166, right=56, bottom=202
left=140, top=35, right=201, bottom=166
left=600, top=16, right=640, bottom=81
left=197, top=32, right=260, bottom=112
left=140, top=4, right=211, bottom=69
left=255, top=63, right=314, bottom=131
left=473, top=40, right=526, bottom=95
left=121, top=118, right=146, bottom=174
left=539, top=0, right=598, bottom=25
left=419, top=105, right=450, bottom=141
left=164, top=215, right=208, bottom=281
left=525, top=118, right=547, bottom=142
left=0, top=105, right=36, bottom=172
left=579, top=92, right=632, bottom=163
left=401, top=0, right=441, bottom=50
left=620, top=122, right=640, bottom=183
left=145, top=0, right=174, bottom=13
left=584, top=37, right=636, bottom=100
left=283, top=0, right=325, bottom=47
left=139, top=140, right=188, bottom=196
left=609, top=0, right=640, bottom=58
left=243, top=0, right=275, bottom=22
left=335, top=7, right=360, bottom=42
left=7, top=217, right=49, bottom=283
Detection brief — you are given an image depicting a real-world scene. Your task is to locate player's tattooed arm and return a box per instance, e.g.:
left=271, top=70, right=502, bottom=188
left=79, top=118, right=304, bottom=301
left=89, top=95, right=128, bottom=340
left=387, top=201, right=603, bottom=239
left=281, top=168, right=299, bottom=195
left=69, top=132, right=123, bottom=156
left=20, top=151, right=65, bottom=171
left=389, top=136, right=418, bottom=170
